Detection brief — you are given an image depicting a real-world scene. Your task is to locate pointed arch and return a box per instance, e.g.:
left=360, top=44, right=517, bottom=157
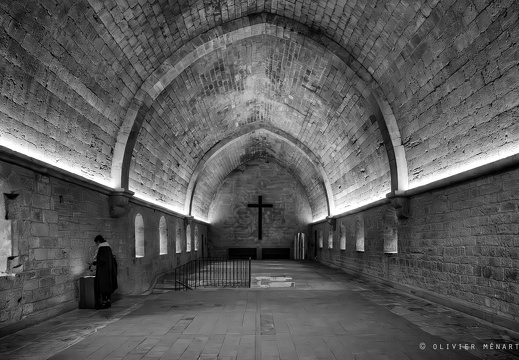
left=185, top=123, right=334, bottom=220
left=110, top=14, right=405, bottom=211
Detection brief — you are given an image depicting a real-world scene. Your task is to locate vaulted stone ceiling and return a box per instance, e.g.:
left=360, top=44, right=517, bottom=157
left=1, top=1, right=517, bottom=222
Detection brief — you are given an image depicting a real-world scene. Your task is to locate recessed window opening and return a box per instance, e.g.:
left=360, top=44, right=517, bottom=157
left=194, top=225, right=199, bottom=251
left=159, top=216, right=167, bottom=255
left=176, top=222, right=182, bottom=254
left=135, top=214, right=145, bottom=258
left=340, top=221, right=346, bottom=250
left=186, top=224, right=192, bottom=252
left=356, top=216, right=364, bottom=252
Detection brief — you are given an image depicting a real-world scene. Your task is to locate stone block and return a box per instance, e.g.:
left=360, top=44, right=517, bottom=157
left=31, top=249, right=48, bottom=261
left=42, top=210, right=58, bottom=223
left=23, top=279, right=39, bottom=291
left=47, top=249, right=64, bottom=260
left=22, top=303, right=34, bottom=315
left=32, top=194, right=51, bottom=209
left=0, top=276, right=15, bottom=291
left=30, top=287, right=52, bottom=302
left=39, top=277, right=55, bottom=288
left=0, top=308, right=9, bottom=321
left=31, top=223, right=49, bottom=237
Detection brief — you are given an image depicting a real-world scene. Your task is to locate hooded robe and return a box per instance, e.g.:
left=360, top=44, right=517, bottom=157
left=94, top=242, right=118, bottom=297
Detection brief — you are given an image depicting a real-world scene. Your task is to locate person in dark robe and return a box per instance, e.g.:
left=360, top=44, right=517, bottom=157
left=92, top=235, right=118, bottom=309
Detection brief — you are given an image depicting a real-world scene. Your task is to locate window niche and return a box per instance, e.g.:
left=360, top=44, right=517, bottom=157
left=1, top=192, right=20, bottom=275
left=328, top=229, right=333, bottom=249
left=135, top=214, right=145, bottom=258
left=159, top=216, right=167, bottom=255
left=186, top=224, right=192, bottom=252
left=194, top=225, right=199, bottom=252
left=355, top=215, right=365, bottom=252
left=383, top=207, right=398, bottom=254
left=318, top=229, right=323, bottom=248
left=339, top=221, right=346, bottom=250
left=175, top=222, right=182, bottom=254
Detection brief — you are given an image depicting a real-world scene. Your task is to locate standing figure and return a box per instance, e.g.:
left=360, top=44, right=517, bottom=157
left=92, top=235, right=118, bottom=309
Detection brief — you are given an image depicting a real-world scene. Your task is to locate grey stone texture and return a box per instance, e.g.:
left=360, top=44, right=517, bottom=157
left=314, top=166, right=519, bottom=325
left=0, top=161, right=208, bottom=336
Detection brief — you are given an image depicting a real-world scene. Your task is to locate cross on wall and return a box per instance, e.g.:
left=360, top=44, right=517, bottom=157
left=247, top=195, right=273, bottom=240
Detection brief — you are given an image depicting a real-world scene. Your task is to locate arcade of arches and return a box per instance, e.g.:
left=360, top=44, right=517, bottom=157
left=0, top=0, right=518, bottom=338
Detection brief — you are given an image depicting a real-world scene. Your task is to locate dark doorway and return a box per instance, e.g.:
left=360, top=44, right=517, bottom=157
left=262, top=248, right=291, bottom=260
left=229, top=248, right=257, bottom=259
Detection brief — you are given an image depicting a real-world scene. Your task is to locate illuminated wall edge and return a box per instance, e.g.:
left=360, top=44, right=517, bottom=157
left=0, top=145, right=114, bottom=196
left=1, top=146, right=517, bottom=226
left=0, top=139, right=113, bottom=188
left=318, top=152, right=519, bottom=224
left=0, top=145, right=207, bottom=223
left=408, top=148, right=519, bottom=190
left=130, top=193, right=205, bottom=222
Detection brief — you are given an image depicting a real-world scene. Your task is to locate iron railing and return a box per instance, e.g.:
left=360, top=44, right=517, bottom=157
left=167, top=257, right=251, bottom=290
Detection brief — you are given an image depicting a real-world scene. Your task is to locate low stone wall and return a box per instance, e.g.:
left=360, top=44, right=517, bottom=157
left=312, top=166, right=519, bottom=328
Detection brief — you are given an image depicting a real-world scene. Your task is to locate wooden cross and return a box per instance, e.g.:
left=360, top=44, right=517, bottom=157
left=247, top=195, right=273, bottom=240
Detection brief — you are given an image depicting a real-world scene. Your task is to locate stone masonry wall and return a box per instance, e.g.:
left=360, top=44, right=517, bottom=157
left=208, top=159, right=312, bottom=258
left=0, top=159, right=207, bottom=336
left=385, top=1, right=519, bottom=189
left=313, top=166, right=519, bottom=323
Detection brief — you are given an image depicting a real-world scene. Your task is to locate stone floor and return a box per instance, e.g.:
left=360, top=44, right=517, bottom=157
left=1, top=260, right=519, bottom=360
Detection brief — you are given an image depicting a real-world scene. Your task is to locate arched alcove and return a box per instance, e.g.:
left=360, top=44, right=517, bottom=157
left=194, top=225, right=199, bottom=252
left=0, top=195, right=11, bottom=274
left=175, top=222, right=182, bottom=254
left=355, top=216, right=365, bottom=252
left=207, top=159, right=312, bottom=257
left=340, top=221, right=346, bottom=251
left=159, top=216, right=167, bottom=255
left=186, top=224, right=192, bottom=253
left=383, top=207, right=399, bottom=254
left=135, top=214, right=145, bottom=258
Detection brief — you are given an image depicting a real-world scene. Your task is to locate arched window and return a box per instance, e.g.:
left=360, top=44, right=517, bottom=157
left=186, top=224, right=192, bottom=252
left=0, top=205, right=12, bottom=274
left=383, top=207, right=398, bottom=254
left=135, top=214, right=145, bottom=258
left=340, top=221, right=346, bottom=250
left=328, top=229, right=333, bottom=249
left=194, top=225, right=199, bottom=251
left=159, top=216, right=167, bottom=255
left=355, top=216, right=364, bottom=252
left=175, top=222, right=182, bottom=254
left=1, top=192, right=19, bottom=275
left=318, top=230, right=323, bottom=248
